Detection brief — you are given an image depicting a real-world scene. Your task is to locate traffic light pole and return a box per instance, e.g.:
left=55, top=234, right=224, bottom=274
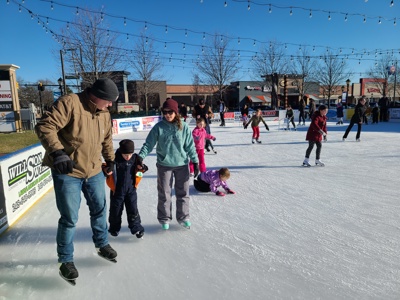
left=38, top=82, right=44, bottom=117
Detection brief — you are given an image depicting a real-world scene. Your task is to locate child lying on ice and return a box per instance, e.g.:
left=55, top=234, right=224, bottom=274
left=194, top=168, right=235, bottom=197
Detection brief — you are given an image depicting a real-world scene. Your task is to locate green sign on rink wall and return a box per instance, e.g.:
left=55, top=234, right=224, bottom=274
left=0, top=144, right=53, bottom=235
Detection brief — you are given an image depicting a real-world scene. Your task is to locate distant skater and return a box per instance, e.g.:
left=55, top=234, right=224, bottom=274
left=336, top=103, right=344, bottom=125
left=342, top=96, right=367, bottom=142
left=298, top=99, right=306, bottom=126
left=244, top=109, right=269, bottom=144
left=285, top=105, right=297, bottom=131
left=372, top=103, right=379, bottom=124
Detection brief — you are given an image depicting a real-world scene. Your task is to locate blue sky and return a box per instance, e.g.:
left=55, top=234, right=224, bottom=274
left=0, top=0, right=399, bottom=86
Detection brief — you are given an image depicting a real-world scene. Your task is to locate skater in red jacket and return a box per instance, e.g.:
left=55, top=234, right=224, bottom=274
left=302, top=105, right=328, bottom=167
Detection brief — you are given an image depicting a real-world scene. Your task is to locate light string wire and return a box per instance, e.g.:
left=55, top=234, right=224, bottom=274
left=6, top=0, right=399, bottom=78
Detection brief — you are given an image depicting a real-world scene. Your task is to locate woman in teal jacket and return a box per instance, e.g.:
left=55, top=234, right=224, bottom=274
left=138, top=99, right=199, bottom=230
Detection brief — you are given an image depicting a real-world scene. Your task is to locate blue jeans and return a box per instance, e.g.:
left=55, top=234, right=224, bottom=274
left=52, top=170, right=109, bottom=263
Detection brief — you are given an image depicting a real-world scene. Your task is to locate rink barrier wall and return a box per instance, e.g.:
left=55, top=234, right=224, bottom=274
left=0, top=144, right=53, bottom=235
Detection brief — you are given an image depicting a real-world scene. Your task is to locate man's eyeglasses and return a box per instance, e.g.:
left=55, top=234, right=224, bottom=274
left=163, top=110, right=175, bottom=115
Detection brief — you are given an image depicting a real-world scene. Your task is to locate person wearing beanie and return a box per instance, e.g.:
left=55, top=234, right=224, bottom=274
left=35, top=77, right=119, bottom=284
left=119, top=139, right=135, bottom=154
left=138, top=98, right=199, bottom=230
left=104, top=139, right=148, bottom=238
left=162, top=98, right=179, bottom=114
left=90, top=78, right=119, bottom=102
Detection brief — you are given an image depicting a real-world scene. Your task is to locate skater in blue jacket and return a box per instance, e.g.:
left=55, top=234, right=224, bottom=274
left=138, top=98, right=199, bottom=230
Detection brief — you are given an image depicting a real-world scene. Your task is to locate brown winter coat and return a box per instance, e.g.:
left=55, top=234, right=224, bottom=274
left=35, top=89, right=115, bottom=179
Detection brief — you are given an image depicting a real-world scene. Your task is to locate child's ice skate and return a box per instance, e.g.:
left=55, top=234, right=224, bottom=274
left=178, top=220, right=191, bottom=229
left=315, top=159, right=325, bottom=167
left=302, top=158, right=311, bottom=167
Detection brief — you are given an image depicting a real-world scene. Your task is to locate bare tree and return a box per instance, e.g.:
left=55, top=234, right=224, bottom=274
left=288, top=47, right=318, bottom=101
left=191, top=74, right=201, bottom=105
left=127, top=33, right=164, bottom=114
left=252, top=41, right=289, bottom=108
left=317, top=50, right=349, bottom=104
left=251, top=40, right=289, bottom=79
left=196, top=34, right=239, bottom=105
left=18, top=79, right=55, bottom=112
left=59, top=10, right=125, bottom=87
left=367, top=54, right=398, bottom=98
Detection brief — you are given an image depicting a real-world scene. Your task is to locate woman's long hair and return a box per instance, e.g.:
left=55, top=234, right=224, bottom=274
left=170, top=113, right=183, bottom=130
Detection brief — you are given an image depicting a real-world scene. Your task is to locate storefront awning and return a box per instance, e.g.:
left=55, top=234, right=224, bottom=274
left=246, top=95, right=271, bottom=103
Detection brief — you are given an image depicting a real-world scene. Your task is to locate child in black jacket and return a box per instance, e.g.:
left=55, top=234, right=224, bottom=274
left=105, top=139, right=148, bottom=238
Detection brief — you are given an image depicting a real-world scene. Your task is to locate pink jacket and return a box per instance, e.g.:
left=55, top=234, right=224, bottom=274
left=192, top=127, right=215, bottom=150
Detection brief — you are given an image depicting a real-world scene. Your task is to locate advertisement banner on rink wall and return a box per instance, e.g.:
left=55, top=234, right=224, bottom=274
left=113, top=116, right=162, bottom=135
left=0, top=145, right=53, bottom=234
left=389, top=108, right=400, bottom=120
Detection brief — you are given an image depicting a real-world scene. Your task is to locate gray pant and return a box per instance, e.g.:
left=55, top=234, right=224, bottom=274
left=157, top=164, right=190, bottom=224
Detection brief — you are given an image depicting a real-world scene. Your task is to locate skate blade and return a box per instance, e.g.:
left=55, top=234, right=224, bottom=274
left=134, top=231, right=144, bottom=239
left=59, top=272, right=77, bottom=286
left=179, top=223, right=191, bottom=229
left=97, top=252, right=117, bottom=263
left=302, top=164, right=311, bottom=167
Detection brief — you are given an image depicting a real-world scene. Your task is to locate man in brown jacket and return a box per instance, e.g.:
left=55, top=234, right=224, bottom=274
left=35, top=78, right=119, bottom=284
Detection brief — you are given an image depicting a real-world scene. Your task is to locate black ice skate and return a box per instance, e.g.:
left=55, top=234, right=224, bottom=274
left=97, top=244, right=117, bottom=263
left=59, top=262, right=78, bottom=286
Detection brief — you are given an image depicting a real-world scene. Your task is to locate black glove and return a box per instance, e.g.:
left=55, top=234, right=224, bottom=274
left=104, top=160, right=115, bottom=174
left=265, top=125, right=269, bottom=131
left=51, top=150, right=74, bottom=174
left=213, top=137, right=216, bottom=141
left=193, top=163, right=199, bottom=178
left=244, top=125, right=248, bottom=129
left=142, top=164, right=149, bottom=173
left=136, top=156, right=143, bottom=168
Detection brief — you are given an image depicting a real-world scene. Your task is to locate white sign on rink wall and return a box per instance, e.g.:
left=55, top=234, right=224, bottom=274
left=389, top=108, right=400, bottom=120
left=0, top=144, right=53, bottom=235
left=112, top=115, right=162, bottom=135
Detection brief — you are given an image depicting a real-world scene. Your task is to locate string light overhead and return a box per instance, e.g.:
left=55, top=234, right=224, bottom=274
left=6, top=0, right=399, bottom=76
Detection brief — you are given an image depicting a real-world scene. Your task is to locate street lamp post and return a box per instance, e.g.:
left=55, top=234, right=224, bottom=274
left=346, top=79, right=351, bottom=106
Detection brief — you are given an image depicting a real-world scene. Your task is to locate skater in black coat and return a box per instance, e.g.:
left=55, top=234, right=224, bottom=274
left=285, top=105, right=297, bottom=130
left=372, top=103, right=379, bottom=124
left=105, top=139, right=148, bottom=238
left=342, top=96, right=367, bottom=142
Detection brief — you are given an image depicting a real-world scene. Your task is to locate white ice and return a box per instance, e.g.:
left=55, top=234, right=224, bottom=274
left=1, top=119, right=399, bottom=300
